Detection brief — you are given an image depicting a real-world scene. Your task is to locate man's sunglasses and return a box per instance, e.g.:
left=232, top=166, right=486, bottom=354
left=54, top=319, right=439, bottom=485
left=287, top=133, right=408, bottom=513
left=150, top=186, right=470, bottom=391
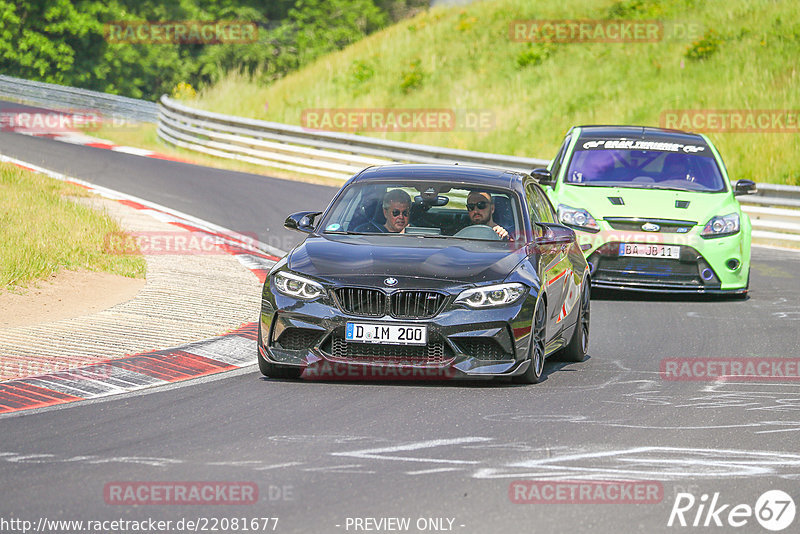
left=466, top=201, right=489, bottom=211
left=390, top=209, right=409, bottom=217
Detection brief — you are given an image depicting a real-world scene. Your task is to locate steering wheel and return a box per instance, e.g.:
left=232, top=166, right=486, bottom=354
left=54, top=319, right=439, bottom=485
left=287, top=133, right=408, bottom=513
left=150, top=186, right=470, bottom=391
left=453, top=224, right=501, bottom=240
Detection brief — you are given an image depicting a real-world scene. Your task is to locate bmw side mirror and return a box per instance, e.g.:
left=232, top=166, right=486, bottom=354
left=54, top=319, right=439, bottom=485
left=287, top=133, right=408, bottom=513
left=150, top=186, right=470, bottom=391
left=733, top=179, right=757, bottom=196
left=284, top=211, right=322, bottom=233
left=535, top=222, right=575, bottom=244
left=531, top=168, right=556, bottom=187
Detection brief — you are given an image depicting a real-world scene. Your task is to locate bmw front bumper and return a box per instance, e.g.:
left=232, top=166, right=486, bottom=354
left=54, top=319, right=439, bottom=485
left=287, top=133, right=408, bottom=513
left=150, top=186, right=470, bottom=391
left=258, top=289, right=539, bottom=379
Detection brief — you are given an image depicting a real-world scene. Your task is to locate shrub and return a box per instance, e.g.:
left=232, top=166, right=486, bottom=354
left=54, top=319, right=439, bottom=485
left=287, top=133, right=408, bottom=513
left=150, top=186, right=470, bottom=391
left=399, top=58, right=424, bottom=93
left=685, top=30, right=722, bottom=60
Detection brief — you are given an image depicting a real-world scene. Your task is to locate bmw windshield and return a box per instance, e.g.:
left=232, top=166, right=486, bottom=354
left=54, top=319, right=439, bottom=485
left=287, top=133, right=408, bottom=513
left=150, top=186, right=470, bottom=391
left=318, top=181, right=523, bottom=243
left=564, top=141, right=727, bottom=193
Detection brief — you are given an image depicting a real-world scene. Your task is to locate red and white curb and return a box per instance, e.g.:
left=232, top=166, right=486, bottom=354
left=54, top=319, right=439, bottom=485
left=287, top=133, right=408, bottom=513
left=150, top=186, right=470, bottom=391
left=0, top=154, right=285, bottom=415
left=12, top=130, right=189, bottom=163
left=0, top=324, right=258, bottom=414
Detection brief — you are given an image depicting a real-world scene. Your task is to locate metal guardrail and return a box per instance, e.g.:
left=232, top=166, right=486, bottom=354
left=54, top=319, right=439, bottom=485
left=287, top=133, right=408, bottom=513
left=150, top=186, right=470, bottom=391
left=738, top=185, right=800, bottom=249
left=1, top=75, right=798, bottom=248
left=157, top=96, right=549, bottom=180
left=157, top=96, right=800, bottom=248
left=0, top=75, right=158, bottom=123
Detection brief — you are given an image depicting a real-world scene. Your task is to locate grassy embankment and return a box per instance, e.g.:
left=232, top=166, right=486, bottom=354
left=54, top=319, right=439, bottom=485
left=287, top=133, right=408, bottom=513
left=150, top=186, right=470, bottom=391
left=98, top=0, right=799, bottom=185
left=0, top=162, right=145, bottom=291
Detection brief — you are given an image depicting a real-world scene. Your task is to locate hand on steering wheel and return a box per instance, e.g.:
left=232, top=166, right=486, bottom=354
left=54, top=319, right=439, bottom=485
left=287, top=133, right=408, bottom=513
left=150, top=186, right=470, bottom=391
left=492, top=224, right=511, bottom=240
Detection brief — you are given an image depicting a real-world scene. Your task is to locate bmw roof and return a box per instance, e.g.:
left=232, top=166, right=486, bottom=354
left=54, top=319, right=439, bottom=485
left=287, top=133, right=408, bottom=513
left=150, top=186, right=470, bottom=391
left=353, top=164, right=524, bottom=189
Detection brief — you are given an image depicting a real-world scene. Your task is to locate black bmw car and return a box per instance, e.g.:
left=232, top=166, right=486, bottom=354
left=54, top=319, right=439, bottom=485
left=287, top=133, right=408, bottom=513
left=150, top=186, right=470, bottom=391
left=258, top=164, right=591, bottom=383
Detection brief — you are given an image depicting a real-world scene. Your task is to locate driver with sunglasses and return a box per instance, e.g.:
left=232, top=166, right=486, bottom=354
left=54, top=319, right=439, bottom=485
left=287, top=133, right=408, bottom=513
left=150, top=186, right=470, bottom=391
left=466, top=191, right=510, bottom=240
left=356, top=189, right=412, bottom=233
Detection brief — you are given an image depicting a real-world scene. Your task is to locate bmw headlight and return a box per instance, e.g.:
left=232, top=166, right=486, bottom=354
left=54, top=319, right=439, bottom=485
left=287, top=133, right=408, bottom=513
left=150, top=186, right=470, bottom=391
left=455, top=283, right=527, bottom=308
left=558, top=204, right=600, bottom=232
left=701, top=213, right=740, bottom=238
left=273, top=271, right=325, bottom=300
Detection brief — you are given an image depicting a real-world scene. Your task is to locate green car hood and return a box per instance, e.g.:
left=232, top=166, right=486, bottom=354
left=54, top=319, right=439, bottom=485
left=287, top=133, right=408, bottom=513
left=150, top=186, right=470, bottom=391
left=552, top=185, right=741, bottom=225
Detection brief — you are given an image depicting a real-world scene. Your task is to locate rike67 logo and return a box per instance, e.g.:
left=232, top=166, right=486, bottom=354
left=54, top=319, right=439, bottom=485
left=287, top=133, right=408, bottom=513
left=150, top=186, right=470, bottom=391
left=668, top=490, right=795, bottom=531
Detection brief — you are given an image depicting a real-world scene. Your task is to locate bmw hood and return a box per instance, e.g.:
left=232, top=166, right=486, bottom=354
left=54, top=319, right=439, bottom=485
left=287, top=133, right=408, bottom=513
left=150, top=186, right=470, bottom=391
left=287, top=234, right=526, bottom=285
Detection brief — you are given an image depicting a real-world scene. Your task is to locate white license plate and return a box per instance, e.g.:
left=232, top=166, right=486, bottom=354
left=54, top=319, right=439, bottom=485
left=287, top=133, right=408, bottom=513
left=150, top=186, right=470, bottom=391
left=619, top=243, right=681, bottom=260
left=345, top=322, right=427, bottom=345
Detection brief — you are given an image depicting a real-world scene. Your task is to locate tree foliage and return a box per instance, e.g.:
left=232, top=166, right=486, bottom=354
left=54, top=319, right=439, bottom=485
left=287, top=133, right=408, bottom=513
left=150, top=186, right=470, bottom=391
left=0, top=0, right=418, bottom=100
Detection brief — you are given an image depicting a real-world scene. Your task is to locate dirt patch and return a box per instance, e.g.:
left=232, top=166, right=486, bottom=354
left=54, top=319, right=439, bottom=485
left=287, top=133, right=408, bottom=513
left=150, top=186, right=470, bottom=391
left=0, top=270, right=145, bottom=328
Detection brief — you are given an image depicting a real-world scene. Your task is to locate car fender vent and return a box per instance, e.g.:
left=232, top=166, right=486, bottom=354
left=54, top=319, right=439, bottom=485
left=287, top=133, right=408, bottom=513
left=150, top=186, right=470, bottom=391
left=608, top=196, right=625, bottom=205
left=453, top=337, right=511, bottom=361
left=675, top=200, right=690, bottom=209
left=275, top=328, right=323, bottom=350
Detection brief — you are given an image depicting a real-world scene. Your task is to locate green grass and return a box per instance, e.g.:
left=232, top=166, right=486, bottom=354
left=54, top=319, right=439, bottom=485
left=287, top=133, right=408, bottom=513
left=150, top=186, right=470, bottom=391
left=0, top=163, right=146, bottom=290
left=183, top=0, right=799, bottom=185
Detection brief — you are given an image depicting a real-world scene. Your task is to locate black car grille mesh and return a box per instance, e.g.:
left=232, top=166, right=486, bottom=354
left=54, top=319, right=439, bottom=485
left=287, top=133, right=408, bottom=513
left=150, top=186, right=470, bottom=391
left=327, top=336, right=449, bottom=365
left=274, top=328, right=323, bottom=350
left=455, top=338, right=510, bottom=360
left=336, top=288, right=446, bottom=319
left=336, top=288, right=386, bottom=317
left=604, top=218, right=696, bottom=233
left=594, top=257, right=702, bottom=286
left=390, top=291, right=445, bottom=319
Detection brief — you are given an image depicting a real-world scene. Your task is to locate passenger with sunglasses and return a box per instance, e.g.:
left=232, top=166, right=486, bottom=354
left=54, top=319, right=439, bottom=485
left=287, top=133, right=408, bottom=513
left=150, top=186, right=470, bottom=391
left=355, top=189, right=412, bottom=233
left=465, top=191, right=510, bottom=240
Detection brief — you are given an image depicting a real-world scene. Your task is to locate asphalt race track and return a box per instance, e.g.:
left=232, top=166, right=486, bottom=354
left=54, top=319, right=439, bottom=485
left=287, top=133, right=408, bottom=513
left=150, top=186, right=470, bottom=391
left=2, top=126, right=800, bottom=533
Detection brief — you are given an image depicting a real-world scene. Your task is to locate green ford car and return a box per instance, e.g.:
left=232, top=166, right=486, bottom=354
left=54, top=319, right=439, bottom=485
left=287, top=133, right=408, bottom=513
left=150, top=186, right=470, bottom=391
left=535, top=125, right=756, bottom=295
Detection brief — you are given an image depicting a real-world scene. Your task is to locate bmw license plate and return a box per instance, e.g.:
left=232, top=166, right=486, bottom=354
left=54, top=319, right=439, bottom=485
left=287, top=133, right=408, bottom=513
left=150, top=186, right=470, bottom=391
left=345, top=322, right=427, bottom=345
left=619, top=243, right=680, bottom=260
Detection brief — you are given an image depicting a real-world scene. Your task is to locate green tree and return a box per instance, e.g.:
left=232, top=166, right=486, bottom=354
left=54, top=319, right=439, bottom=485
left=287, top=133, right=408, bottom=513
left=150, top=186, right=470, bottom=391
left=289, top=0, right=387, bottom=66
left=0, top=0, right=396, bottom=100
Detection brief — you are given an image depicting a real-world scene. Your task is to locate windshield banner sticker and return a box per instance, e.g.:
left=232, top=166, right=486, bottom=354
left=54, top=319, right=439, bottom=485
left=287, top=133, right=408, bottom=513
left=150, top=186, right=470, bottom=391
left=582, top=139, right=706, bottom=153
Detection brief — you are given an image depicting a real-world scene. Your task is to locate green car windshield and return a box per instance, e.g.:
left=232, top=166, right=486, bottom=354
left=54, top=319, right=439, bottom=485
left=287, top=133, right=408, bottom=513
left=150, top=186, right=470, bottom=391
left=564, top=148, right=726, bottom=192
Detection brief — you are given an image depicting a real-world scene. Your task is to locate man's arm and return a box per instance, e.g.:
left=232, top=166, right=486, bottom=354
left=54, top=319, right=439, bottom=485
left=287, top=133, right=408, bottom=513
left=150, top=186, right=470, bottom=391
left=491, top=224, right=510, bottom=240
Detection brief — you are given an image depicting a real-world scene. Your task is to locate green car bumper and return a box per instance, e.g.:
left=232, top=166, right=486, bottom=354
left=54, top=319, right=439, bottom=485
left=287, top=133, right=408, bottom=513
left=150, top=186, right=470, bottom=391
left=573, top=217, right=751, bottom=293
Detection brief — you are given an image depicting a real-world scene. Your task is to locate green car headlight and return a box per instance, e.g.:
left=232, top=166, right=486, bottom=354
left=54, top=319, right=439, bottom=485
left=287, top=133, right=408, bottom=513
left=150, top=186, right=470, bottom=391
left=558, top=204, right=600, bottom=233
left=701, top=213, right=740, bottom=239
left=273, top=271, right=325, bottom=300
